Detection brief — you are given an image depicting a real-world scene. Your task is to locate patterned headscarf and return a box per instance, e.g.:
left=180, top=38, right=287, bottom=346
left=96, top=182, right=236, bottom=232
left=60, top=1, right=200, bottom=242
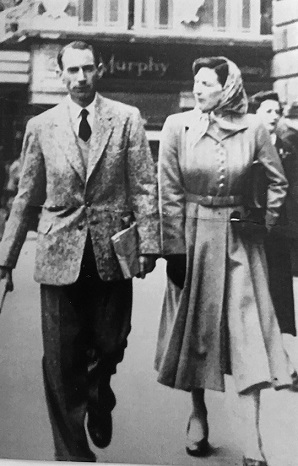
left=214, top=57, right=248, bottom=116
left=193, top=56, right=248, bottom=117
left=190, top=57, right=248, bottom=143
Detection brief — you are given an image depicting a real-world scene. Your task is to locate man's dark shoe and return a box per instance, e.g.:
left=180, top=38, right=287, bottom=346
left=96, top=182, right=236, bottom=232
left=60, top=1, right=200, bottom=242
left=87, top=407, right=113, bottom=449
left=87, top=385, right=116, bottom=449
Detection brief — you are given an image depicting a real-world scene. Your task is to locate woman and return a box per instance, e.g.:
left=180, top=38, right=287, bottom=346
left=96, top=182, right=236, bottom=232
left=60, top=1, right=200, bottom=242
left=249, top=91, right=297, bottom=377
left=155, top=57, right=292, bottom=466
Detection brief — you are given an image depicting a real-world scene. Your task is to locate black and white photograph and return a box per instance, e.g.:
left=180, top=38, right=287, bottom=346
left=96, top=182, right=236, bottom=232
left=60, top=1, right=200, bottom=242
left=1, top=1, right=298, bottom=466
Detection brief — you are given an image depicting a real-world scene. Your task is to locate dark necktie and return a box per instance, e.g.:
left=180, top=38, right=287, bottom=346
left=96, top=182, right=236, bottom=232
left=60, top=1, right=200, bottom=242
left=79, top=108, right=91, bottom=142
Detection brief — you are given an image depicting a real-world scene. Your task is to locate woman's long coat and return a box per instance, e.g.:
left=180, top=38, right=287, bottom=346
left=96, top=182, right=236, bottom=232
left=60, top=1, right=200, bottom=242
left=155, top=109, right=292, bottom=394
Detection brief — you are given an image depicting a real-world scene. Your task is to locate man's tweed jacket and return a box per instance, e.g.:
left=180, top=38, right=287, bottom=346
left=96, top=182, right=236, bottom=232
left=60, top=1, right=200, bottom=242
left=0, top=93, right=160, bottom=284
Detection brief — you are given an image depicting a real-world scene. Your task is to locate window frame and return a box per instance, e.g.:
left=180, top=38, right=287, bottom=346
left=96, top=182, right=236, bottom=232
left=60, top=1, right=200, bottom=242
left=210, top=0, right=261, bottom=35
left=104, top=0, right=129, bottom=28
left=78, top=0, right=97, bottom=25
left=154, top=0, right=173, bottom=29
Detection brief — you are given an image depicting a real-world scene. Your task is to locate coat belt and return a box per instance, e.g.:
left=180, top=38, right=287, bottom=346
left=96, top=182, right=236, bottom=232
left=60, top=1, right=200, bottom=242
left=185, top=193, right=243, bottom=206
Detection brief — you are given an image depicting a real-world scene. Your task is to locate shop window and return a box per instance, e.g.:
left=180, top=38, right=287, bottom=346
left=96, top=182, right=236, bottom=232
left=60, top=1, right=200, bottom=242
left=128, top=0, right=134, bottom=29
left=141, top=0, right=147, bottom=26
left=133, top=0, right=172, bottom=30
left=107, top=0, right=119, bottom=22
left=79, top=0, right=96, bottom=23
left=155, top=0, right=173, bottom=28
left=199, top=0, right=262, bottom=34
left=260, top=0, right=272, bottom=34
left=216, top=0, right=226, bottom=30
left=104, top=0, right=128, bottom=27
left=199, top=0, right=227, bottom=31
left=242, top=0, right=250, bottom=29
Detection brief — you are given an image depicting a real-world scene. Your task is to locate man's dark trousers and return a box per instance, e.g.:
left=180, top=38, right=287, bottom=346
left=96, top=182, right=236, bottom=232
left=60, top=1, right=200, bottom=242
left=41, top=234, right=132, bottom=461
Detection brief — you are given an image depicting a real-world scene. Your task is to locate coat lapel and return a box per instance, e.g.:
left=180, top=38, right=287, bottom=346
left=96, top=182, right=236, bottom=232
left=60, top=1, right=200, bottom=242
left=53, top=99, right=86, bottom=183
left=86, top=94, right=114, bottom=182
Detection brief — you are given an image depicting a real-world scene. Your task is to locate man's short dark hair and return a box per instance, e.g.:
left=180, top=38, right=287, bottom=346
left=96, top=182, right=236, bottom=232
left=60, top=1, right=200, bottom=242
left=57, top=41, right=100, bottom=70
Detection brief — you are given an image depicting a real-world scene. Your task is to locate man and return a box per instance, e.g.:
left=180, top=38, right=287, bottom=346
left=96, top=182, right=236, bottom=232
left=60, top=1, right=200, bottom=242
left=0, top=41, right=159, bottom=462
left=277, top=98, right=298, bottom=258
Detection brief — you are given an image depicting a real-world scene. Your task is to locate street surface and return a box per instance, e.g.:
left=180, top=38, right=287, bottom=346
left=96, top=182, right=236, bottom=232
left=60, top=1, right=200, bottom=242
left=0, top=235, right=298, bottom=466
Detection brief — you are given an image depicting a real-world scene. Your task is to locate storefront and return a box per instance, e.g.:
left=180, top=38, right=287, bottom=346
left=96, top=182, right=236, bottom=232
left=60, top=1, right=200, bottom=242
left=0, top=50, right=30, bottom=162
left=27, top=38, right=273, bottom=161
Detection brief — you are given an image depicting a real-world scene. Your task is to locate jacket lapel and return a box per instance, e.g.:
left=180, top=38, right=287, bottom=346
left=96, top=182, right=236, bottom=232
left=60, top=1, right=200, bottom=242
left=53, top=99, right=86, bottom=183
left=87, top=94, right=114, bottom=182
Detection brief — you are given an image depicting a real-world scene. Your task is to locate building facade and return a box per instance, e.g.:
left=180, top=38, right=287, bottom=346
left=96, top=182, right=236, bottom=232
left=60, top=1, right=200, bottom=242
left=272, top=0, right=298, bottom=105
left=0, top=0, right=273, bottom=162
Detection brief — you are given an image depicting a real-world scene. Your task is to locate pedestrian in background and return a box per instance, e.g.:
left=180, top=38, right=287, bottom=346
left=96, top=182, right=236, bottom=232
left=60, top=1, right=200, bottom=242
left=4, top=157, right=20, bottom=216
left=249, top=90, right=298, bottom=382
left=155, top=56, right=292, bottom=466
left=0, top=41, right=159, bottom=462
left=277, top=99, right=298, bottom=275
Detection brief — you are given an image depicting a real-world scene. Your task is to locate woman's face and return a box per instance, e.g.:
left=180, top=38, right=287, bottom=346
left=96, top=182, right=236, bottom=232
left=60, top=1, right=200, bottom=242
left=256, top=99, right=281, bottom=134
left=193, top=67, right=224, bottom=113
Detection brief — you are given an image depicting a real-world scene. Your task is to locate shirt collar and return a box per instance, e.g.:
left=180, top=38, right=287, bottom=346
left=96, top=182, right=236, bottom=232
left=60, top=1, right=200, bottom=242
left=67, top=95, right=96, bottom=123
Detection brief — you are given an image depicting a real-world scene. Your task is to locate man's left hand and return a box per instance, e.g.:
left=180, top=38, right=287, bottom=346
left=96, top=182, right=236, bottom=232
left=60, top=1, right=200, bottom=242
left=137, top=255, right=157, bottom=279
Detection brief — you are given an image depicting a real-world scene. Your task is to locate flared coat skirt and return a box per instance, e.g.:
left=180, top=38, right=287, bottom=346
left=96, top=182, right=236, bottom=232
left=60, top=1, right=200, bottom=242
left=155, top=203, right=292, bottom=394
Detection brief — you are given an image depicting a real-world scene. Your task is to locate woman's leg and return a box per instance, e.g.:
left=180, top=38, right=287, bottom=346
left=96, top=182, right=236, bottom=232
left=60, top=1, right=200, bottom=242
left=188, top=389, right=209, bottom=440
left=238, top=389, right=266, bottom=463
left=186, top=389, right=210, bottom=456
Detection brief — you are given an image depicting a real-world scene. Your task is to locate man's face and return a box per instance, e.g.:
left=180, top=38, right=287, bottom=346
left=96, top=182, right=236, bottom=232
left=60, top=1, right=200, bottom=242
left=256, top=99, right=281, bottom=134
left=60, top=48, right=101, bottom=107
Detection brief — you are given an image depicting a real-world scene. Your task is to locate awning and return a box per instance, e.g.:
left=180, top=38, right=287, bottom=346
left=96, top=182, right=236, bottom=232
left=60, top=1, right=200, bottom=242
left=0, top=50, right=30, bottom=84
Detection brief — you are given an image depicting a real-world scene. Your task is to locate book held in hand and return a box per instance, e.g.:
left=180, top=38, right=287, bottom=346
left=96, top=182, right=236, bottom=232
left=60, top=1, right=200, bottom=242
left=111, top=222, right=140, bottom=279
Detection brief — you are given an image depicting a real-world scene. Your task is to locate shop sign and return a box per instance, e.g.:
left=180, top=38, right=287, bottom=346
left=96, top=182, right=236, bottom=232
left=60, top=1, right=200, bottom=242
left=103, top=54, right=169, bottom=78
left=30, top=43, right=271, bottom=101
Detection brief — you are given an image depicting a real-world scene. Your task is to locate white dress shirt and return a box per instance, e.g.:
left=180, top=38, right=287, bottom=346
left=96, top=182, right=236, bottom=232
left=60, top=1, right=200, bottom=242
left=67, top=95, right=96, bottom=136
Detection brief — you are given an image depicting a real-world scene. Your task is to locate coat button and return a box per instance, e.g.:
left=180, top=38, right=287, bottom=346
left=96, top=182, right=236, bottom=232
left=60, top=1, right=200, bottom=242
left=78, top=224, right=84, bottom=230
left=85, top=201, right=91, bottom=207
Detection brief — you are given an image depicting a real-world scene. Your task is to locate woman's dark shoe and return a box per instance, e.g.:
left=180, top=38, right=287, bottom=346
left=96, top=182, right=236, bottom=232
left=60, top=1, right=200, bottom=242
left=243, top=457, right=267, bottom=466
left=186, top=437, right=210, bottom=457
left=185, top=416, right=211, bottom=457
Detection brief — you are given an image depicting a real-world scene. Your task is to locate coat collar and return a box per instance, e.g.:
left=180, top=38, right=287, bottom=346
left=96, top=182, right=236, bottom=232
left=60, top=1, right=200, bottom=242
left=184, top=109, right=249, bottom=143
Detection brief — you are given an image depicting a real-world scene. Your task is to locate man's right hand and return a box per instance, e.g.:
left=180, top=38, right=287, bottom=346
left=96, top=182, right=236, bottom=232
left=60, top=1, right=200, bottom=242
left=0, top=267, right=13, bottom=291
